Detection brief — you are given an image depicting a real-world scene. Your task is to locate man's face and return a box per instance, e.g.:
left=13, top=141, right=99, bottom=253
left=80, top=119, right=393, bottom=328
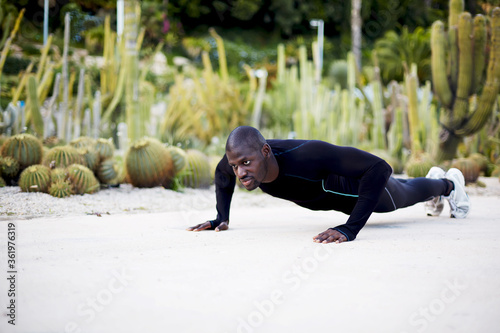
left=226, top=145, right=268, bottom=191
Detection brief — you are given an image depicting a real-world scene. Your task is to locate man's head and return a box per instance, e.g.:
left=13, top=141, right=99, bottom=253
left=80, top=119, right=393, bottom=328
left=225, top=126, right=272, bottom=191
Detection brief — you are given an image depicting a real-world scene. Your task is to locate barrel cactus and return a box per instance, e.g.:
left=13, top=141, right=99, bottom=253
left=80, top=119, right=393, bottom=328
left=166, top=146, right=187, bottom=174
left=182, top=149, right=212, bottom=188
left=468, top=153, right=489, bottom=175
left=451, top=157, right=481, bottom=183
left=70, top=136, right=96, bottom=149
left=49, top=180, right=73, bottom=198
left=125, top=137, right=174, bottom=188
left=491, top=165, right=500, bottom=177
left=405, top=154, right=434, bottom=178
left=0, top=156, right=20, bottom=178
left=18, top=164, right=52, bottom=193
left=51, top=168, right=69, bottom=182
left=0, top=133, right=43, bottom=169
left=451, top=158, right=481, bottom=184
left=97, top=158, right=122, bottom=185
left=67, top=164, right=100, bottom=194
left=77, top=147, right=99, bottom=172
left=95, top=138, right=115, bottom=161
left=43, top=146, right=82, bottom=168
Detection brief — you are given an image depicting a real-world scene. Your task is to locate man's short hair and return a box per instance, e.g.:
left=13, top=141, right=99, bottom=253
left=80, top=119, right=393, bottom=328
left=226, top=126, right=266, bottom=152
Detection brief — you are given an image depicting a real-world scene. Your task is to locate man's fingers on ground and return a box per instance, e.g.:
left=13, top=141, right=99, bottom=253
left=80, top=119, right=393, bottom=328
left=215, top=222, right=229, bottom=232
left=186, top=222, right=211, bottom=232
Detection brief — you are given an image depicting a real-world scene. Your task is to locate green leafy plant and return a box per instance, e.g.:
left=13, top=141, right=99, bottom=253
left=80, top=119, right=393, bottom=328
left=374, top=26, right=431, bottom=83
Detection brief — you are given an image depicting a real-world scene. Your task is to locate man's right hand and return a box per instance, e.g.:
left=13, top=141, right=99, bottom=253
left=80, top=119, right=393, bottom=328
left=186, top=221, right=229, bottom=232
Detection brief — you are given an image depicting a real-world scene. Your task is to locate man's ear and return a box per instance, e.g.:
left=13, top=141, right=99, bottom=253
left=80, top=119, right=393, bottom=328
left=262, top=143, right=271, bottom=157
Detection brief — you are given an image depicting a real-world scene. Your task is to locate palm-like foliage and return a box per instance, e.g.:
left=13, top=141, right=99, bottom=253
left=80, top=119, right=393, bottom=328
left=374, top=26, right=431, bottom=83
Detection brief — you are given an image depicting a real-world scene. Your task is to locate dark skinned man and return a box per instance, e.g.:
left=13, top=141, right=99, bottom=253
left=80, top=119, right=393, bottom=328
left=187, top=126, right=470, bottom=243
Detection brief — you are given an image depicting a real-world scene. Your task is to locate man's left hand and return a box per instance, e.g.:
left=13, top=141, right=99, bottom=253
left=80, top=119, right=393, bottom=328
left=313, top=229, right=347, bottom=244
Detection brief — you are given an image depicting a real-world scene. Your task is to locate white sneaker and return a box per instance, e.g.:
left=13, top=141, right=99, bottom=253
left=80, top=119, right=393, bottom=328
left=425, top=167, right=446, bottom=216
left=444, top=168, right=470, bottom=218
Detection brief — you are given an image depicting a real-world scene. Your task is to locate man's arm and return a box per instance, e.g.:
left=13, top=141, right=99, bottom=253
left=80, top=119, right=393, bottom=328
left=187, top=154, right=236, bottom=232
left=307, top=142, right=393, bottom=242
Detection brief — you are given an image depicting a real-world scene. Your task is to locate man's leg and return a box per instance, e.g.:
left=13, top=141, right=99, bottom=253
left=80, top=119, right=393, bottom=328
left=374, top=176, right=452, bottom=213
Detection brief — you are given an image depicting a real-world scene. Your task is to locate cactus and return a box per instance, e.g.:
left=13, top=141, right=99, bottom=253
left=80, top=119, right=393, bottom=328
left=431, top=3, right=500, bottom=160
left=43, top=146, right=82, bottom=168
left=125, top=137, right=174, bottom=188
left=26, top=75, right=44, bottom=136
left=97, top=158, right=122, bottom=185
left=95, top=138, right=114, bottom=161
left=451, top=158, right=480, bottom=184
left=70, top=136, right=96, bottom=149
left=0, top=176, right=5, bottom=187
left=181, top=149, right=212, bottom=189
left=166, top=146, right=187, bottom=174
left=51, top=167, right=69, bottom=183
left=77, top=147, right=99, bottom=172
left=0, top=8, right=25, bottom=81
left=404, top=154, right=434, bottom=178
left=18, top=164, right=51, bottom=193
left=468, top=152, right=489, bottom=174
left=0, top=133, right=43, bottom=169
left=0, top=155, right=19, bottom=178
left=48, top=179, right=73, bottom=198
left=67, top=164, right=100, bottom=194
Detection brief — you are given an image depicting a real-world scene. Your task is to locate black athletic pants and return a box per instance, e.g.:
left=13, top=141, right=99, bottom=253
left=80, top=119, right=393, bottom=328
left=375, top=177, right=448, bottom=213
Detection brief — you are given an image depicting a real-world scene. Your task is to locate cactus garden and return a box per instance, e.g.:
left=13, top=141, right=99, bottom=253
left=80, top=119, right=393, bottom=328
left=0, top=0, right=500, bottom=207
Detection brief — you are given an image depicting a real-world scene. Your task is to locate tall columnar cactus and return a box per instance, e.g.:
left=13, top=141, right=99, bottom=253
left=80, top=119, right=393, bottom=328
left=26, top=75, right=44, bottom=136
left=0, top=133, right=43, bottom=169
left=18, top=164, right=51, bottom=193
left=125, top=137, right=174, bottom=188
left=431, top=1, right=500, bottom=160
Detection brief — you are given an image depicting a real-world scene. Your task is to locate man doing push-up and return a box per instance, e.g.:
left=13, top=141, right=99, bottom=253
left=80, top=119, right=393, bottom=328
left=187, top=126, right=470, bottom=243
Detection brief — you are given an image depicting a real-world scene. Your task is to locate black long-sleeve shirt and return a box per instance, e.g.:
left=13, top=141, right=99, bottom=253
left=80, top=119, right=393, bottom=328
left=213, top=139, right=393, bottom=241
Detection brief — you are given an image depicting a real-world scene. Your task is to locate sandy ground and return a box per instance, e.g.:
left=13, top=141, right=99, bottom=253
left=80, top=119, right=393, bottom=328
left=1, top=177, right=500, bottom=333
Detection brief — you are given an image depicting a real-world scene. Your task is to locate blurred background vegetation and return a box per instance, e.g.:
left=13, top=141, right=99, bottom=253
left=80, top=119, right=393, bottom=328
left=1, top=0, right=500, bottom=194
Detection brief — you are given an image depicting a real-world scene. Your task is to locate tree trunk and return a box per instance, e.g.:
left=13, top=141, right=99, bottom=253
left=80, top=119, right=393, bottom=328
left=436, top=128, right=462, bottom=162
left=351, top=0, right=362, bottom=71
